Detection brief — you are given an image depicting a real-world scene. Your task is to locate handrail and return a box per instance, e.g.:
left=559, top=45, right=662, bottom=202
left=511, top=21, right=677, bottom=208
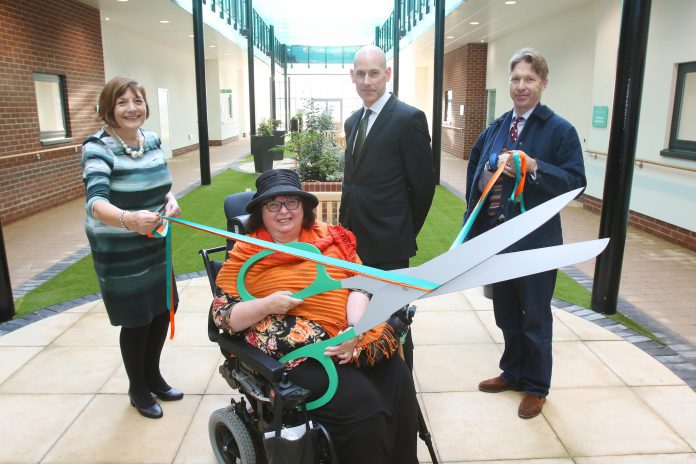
left=2, top=144, right=81, bottom=161
left=585, top=149, right=696, bottom=174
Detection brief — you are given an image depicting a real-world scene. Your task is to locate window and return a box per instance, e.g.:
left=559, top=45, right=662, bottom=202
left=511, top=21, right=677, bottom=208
left=487, top=90, right=497, bottom=124
left=220, top=90, right=233, bottom=121
left=33, top=73, right=69, bottom=143
left=444, top=90, right=453, bottom=123
left=662, top=61, right=696, bottom=160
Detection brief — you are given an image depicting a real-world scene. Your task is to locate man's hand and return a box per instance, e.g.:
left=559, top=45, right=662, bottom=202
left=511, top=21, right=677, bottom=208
left=500, top=150, right=537, bottom=178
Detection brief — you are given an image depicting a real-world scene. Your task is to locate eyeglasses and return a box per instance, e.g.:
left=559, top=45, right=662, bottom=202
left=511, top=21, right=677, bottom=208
left=264, top=198, right=301, bottom=212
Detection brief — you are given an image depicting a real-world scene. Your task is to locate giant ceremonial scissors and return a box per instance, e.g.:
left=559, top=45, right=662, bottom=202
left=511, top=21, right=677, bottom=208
left=165, top=187, right=608, bottom=410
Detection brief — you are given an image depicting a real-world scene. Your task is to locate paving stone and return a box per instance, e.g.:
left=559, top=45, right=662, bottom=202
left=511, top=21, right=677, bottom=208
left=654, top=355, right=686, bottom=363
left=627, top=335, right=651, bottom=343
left=670, top=344, right=696, bottom=352
left=671, top=363, right=696, bottom=372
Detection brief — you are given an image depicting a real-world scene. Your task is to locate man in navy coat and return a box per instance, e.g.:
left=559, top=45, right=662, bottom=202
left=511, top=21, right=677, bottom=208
left=340, top=45, right=435, bottom=369
left=463, top=48, right=586, bottom=419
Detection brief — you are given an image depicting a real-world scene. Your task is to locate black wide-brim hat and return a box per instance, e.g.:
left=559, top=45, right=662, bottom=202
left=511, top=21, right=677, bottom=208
left=246, top=169, right=319, bottom=213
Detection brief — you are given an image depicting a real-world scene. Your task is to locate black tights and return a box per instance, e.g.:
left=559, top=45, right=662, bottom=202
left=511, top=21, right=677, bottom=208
left=119, top=311, right=171, bottom=406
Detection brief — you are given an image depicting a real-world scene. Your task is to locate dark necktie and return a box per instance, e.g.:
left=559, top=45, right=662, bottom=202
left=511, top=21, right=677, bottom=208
left=510, top=116, right=524, bottom=145
left=488, top=116, right=525, bottom=223
left=352, top=109, right=372, bottom=165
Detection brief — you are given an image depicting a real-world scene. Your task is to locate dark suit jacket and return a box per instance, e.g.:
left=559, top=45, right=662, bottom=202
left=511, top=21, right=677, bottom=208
left=464, top=104, right=586, bottom=251
left=339, top=94, right=436, bottom=264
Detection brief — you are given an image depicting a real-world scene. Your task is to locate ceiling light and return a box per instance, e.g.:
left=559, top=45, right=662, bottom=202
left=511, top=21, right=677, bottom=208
left=208, top=45, right=217, bottom=48
left=117, top=0, right=128, bottom=2
left=480, top=39, right=485, bottom=42
left=446, top=35, right=455, bottom=39
left=188, top=34, right=194, bottom=38
left=159, top=20, right=170, bottom=24
left=105, top=17, right=110, bottom=21
left=505, top=1, right=517, bottom=4
left=470, top=21, right=480, bottom=25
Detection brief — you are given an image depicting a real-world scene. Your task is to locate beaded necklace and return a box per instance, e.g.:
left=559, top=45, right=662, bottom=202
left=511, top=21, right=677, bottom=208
left=108, top=126, right=144, bottom=159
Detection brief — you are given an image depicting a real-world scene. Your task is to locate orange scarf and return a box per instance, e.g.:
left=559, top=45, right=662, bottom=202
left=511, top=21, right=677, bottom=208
left=216, top=221, right=388, bottom=346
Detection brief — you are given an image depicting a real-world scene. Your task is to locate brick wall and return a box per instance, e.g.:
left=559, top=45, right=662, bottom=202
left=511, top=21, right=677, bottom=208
left=441, top=43, right=488, bottom=159
left=0, top=0, right=105, bottom=223
left=581, top=194, right=696, bottom=253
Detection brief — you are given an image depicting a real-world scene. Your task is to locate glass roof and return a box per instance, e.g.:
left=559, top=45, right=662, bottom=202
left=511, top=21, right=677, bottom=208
left=252, top=0, right=394, bottom=46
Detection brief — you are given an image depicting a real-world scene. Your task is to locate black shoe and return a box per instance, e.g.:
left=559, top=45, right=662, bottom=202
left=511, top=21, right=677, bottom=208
left=150, top=386, right=184, bottom=401
left=129, top=395, right=163, bottom=419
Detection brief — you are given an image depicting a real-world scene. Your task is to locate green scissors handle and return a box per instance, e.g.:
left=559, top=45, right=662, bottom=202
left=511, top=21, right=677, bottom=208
left=237, top=242, right=343, bottom=301
left=279, top=327, right=356, bottom=410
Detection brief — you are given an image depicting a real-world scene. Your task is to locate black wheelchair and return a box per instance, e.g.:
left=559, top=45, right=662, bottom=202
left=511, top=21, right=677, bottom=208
left=200, top=191, right=437, bottom=464
left=200, top=191, right=337, bottom=464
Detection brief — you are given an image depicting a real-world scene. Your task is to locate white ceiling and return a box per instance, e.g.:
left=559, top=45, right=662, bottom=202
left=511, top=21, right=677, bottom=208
left=80, top=0, right=591, bottom=63
left=409, top=0, right=591, bottom=63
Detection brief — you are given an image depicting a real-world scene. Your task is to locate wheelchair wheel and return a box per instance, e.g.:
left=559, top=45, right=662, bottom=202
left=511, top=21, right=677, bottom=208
left=209, top=406, right=257, bottom=464
left=316, top=421, right=337, bottom=464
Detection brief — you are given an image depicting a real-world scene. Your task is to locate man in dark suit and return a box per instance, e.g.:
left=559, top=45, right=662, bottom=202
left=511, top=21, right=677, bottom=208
left=339, top=45, right=435, bottom=369
left=463, top=48, right=586, bottom=419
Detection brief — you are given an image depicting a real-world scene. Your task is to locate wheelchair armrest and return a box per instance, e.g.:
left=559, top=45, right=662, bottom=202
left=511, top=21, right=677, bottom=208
left=218, top=332, right=285, bottom=383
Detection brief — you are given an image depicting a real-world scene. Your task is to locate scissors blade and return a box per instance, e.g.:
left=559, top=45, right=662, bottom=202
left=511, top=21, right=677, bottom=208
left=353, top=284, right=427, bottom=335
left=422, top=238, right=608, bottom=298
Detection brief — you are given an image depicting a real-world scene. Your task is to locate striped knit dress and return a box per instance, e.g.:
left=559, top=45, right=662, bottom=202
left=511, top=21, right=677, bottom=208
left=82, top=128, right=175, bottom=328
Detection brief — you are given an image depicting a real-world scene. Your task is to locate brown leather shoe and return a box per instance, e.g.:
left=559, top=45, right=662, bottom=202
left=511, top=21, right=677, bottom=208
left=478, top=375, right=523, bottom=393
left=518, top=394, right=546, bottom=419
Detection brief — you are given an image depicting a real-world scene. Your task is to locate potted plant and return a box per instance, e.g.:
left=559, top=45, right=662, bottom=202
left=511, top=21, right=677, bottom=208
left=283, top=130, right=344, bottom=184
left=280, top=102, right=343, bottom=190
left=290, top=110, right=304, bottom=132
left=251, top=119, right=277, bottom=173
left=271, top=119, right=286, bottom=160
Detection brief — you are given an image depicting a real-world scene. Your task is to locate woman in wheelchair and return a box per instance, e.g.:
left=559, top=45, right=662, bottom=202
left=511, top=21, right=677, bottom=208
left=211, top=169, right=419, bottom=464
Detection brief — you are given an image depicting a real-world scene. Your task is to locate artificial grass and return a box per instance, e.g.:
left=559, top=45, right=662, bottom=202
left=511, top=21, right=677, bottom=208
left=413, top=185, right=466, bottom=266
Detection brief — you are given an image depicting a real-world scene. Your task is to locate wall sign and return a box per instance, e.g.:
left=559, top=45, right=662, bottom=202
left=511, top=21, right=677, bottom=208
left=592, top=106, right=608, bottom=127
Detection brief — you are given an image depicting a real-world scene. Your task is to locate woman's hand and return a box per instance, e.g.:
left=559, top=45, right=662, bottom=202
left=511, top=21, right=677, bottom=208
left=164, top=192, right=181, bottom=218
left=262, top=291, right=303, bottom=316
left=225, top=290, right=302, bottom=333
left=124, top=210, right=161, bottom=235
left=324, top=329, right=360, bottom=365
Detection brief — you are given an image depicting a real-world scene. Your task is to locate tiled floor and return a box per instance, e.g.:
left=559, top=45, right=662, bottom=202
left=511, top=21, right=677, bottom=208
left=2, top=140, right=696, bottom=462
left=1, top=278, right=696, bottom=463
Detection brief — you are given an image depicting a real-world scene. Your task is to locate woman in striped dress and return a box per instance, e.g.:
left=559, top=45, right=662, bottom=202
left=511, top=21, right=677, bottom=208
left=82, top=76, right=182, bottom=419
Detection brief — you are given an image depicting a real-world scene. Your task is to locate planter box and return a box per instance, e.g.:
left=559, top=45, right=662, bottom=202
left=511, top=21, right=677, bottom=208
left=301, top=181, right=342, bottom=192
left=302, top=181, right=343, bottom=225
left=272, top=130, right=286, bottom=160
left=250, top=135, right=276, bottom=173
